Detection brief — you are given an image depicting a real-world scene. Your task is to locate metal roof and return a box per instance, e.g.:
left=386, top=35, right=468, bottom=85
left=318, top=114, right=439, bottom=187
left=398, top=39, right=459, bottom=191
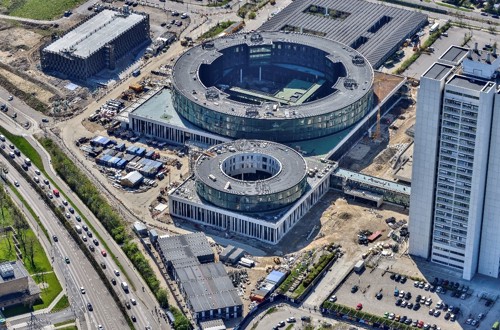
left=157, top=232, right=214, bottom=262
left=177, top=263, right=242, bottom=312
left=44, top=10, right=146, bottom=58
left=260, top=0, right=427, bottom=68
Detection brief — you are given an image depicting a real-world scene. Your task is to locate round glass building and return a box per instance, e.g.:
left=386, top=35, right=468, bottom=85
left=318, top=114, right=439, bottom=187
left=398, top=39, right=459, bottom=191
left=171, top=31, right=374, bottom=142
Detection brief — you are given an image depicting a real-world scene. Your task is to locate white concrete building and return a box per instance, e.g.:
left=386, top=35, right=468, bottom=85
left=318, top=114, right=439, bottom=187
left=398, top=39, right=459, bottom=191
left=410, top=45, right=500, bottom=280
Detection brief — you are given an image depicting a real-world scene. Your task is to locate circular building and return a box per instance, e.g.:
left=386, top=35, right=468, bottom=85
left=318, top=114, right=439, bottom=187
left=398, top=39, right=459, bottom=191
left=194, top=140, right=308, bottom=212
left=171, top=31, right=374, bottom=142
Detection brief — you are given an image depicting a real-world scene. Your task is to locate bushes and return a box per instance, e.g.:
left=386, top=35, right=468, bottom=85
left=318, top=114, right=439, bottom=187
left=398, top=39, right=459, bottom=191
left=170, top=306, right=191, bottom=330
left=302, top=252, right=336, bottom=287
left=39, top=138, right=169, bottom=308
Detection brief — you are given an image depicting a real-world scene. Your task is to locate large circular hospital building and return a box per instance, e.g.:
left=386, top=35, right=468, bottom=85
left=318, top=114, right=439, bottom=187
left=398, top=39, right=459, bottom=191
left=171, top=31, right=374, bottom=142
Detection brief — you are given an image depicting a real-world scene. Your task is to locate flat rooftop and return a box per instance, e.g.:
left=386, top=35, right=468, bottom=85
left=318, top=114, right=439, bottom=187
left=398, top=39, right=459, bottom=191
left=179, top=263, right=242, bottom=313
left=447, top=75, right=489, bottom=92
left=157, top=232, right=214, bottom=262
left=121, top=88, right=229, bottom=141
left=195, top=140, right=308, bottom=196
left=423, top=63, right=454, bottom=81
left=172, top=31, right=373, bottom=120
left=44, top=10, right=146, bottom=58
left=335, top=168, right=411, bottom=195
left=439, top=46, right=468, bottom=65
left=172, top=157, right=337, bottom=223
left=260, top=0, right=427, bottom=68
left=0, top=261, right=28, bottom=284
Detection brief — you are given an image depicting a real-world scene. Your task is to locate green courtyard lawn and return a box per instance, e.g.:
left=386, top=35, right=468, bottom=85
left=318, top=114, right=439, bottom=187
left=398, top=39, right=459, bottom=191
left=2, top=0, right=87, bottom=20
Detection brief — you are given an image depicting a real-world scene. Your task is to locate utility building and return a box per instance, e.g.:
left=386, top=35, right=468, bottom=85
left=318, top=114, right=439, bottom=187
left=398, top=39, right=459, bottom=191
left=41, top=8, right=150, bottom=80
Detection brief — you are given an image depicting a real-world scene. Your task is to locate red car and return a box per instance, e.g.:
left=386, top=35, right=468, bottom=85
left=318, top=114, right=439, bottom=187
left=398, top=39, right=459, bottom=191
left=101, top=250, right=107, bottom=257
left=356, top=303, right=363, bottom=310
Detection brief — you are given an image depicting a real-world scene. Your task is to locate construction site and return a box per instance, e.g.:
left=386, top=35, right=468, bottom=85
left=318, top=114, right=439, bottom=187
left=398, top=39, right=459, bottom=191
left=0, top=2, right=188, bottom=118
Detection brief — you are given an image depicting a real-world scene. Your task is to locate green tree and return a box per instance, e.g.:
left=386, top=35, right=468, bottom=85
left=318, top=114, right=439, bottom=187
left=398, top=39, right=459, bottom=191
left=249, top=11, right=256, bottom=19
left=156, top=288, right=169, bottom=308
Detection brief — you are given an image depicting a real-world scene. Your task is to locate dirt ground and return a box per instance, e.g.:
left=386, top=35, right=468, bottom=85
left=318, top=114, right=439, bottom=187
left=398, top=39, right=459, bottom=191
left=340, top=87, right=416, bottom=181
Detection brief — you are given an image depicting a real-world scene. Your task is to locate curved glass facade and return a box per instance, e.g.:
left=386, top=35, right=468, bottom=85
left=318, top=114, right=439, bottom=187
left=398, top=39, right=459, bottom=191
left=195, top=176, right=308, bottom=213
left=172, top=88, right=373, bottom=142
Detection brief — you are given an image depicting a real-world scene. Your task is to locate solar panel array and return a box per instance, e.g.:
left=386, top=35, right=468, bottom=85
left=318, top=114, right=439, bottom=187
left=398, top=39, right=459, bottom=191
left=261, top=0, right=427, bottom=68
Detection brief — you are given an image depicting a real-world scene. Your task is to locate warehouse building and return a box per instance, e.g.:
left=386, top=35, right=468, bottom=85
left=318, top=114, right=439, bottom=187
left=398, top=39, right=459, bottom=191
left=0, top=261, right=41, bottom=308
left=41, top=8, right=150, bottom=80
left=156, top=233, right=242, bottom=321
left=261, top=0, right=427, bottom=68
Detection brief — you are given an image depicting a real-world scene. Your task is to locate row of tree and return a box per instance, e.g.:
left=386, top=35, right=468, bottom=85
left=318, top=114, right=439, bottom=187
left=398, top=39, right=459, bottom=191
left=38, top=138, right=190, bottom=326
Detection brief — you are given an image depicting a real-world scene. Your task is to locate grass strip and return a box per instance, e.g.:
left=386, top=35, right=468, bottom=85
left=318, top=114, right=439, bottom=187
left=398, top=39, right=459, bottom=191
left=0, top=128, right=130, bottom=283
left=51, top=294, right=70, bottom=312
left=9, top=182, right=50, bottom=241
left=38, top=138, right=172, bottom=313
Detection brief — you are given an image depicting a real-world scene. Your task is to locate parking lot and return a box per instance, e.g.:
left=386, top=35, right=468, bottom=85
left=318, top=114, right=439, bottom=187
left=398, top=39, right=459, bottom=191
left=327, top=267, right=484, bottom=330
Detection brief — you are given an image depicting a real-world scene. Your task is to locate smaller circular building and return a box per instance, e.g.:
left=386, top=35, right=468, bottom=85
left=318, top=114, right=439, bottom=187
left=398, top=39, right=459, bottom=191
left=194, top=140, right=308, bottom=212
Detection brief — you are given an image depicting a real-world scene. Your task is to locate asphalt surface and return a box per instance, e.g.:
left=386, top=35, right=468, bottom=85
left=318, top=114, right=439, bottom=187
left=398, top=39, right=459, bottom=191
left=0, top=105, right=163, bottom=329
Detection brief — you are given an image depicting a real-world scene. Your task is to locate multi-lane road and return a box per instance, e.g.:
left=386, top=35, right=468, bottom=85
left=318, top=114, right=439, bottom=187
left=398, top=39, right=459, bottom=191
left=0, top=100, right=164, bottom=329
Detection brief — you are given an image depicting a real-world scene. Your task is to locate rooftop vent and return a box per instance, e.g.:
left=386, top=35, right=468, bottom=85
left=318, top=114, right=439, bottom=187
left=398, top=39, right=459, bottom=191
left=205, top=87, right=219, bottom=100
left=0, top=263, right=14, bottom=279
left=352, top=55, right=365, bottom=65
left=344, top=78, right=358, bottom=89
left=250, top=33, right=263, bottom=43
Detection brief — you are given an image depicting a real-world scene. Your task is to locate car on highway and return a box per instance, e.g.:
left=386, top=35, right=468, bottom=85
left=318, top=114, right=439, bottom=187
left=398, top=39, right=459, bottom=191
left=87, top=302, right=93, bottom=311
left=125, top=301, right=131, bottom=309
left=114, top=269, right=120, bottom=276
left=88, top=231, right=93, bottom=238
left=33, top=176, right=39, bottom=183
left=98, top=326, right=103, bottom=330
left=131, top=315, right=136, bottom=322
left=131, top=298, right=137, bottom=305
left=69, top=207, right=74, bottom=213
left=82, top=236, right=87, bottom=242
left=101, top=250, right=107, bottom=257
left=43, top=179, right=49, bottom=185
left=93, top=239, right=99, bottom=246
left=100, top=262, right=106, bottom=269
left=111, top=278, right=116, bottom=285
left=83, top=225, right=88, bottom=231
left=8, top=95, right=13, bottom=101
left=88, top=244, right=95, bottom=252
left=14, top=181, right=19, bottom=187
left=34, top=169, right=40, bottom=175
left=80, top=287, right=85, bottom=294
left=75, top=215, right=81, bottom=222
left=52, top=235, right=58, bottom=242
left=62, top=199, right=68, bottom=206
left=65, top=213, right=71, bottom=219
left=65, top=257, right=70, bottom=264
left=48, top=193, right=53, bottom=199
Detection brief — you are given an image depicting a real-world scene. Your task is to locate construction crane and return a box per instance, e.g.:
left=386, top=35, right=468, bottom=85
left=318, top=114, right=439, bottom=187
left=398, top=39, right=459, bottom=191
left=372, top=106, right=381, bottom=140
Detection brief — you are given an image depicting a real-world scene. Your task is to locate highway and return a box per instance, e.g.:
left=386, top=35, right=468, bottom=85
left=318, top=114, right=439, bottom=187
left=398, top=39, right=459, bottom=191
left=0, top=155, right=124, bottom=329
left=0, top=111, right=162, bottom=329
